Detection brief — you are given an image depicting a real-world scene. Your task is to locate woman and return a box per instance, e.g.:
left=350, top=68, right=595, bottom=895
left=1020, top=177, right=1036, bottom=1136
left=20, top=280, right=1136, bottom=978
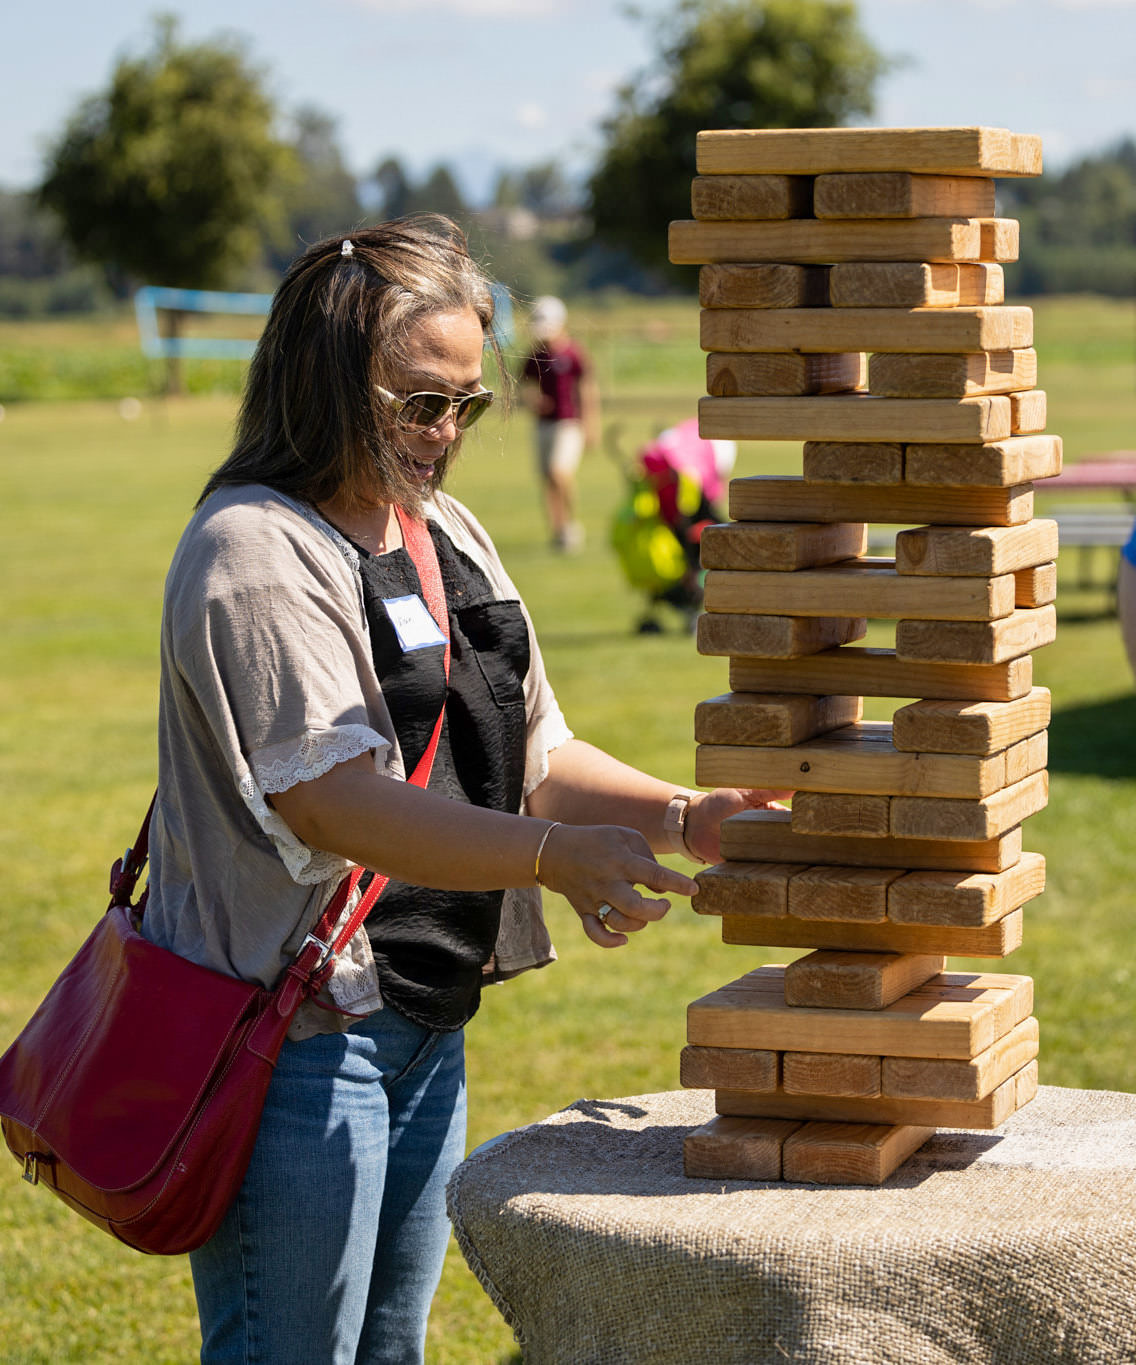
left=520, top=294, right=600, bottom=551
left=145, top=217, right=786, bottom=1364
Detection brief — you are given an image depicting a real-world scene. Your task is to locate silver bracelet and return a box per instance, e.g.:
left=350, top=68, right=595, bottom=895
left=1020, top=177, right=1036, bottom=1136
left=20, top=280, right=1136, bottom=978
left=533, top=821, right=562, bottom=885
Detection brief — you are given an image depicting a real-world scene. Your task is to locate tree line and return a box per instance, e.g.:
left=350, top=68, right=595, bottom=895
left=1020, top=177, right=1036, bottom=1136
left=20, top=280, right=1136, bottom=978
left=1, top=3, right=1133, bottom=319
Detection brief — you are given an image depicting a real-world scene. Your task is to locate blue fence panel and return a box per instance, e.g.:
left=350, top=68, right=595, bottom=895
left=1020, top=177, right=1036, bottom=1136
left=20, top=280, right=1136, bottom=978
left=134, top=286, right=272, bottom=360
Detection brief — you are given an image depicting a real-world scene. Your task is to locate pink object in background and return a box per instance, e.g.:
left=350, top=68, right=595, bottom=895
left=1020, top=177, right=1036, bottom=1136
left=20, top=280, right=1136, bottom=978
left=639, top=417, right=736, bottom=523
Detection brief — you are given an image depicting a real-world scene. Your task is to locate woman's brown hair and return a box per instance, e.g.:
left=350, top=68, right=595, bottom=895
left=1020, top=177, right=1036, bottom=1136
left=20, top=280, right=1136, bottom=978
left=198, top=215, right=503, bottom=513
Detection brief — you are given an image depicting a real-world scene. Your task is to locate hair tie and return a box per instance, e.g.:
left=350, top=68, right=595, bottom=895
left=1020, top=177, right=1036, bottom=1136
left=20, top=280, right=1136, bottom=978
left=341, top=239, right=354, bottom=258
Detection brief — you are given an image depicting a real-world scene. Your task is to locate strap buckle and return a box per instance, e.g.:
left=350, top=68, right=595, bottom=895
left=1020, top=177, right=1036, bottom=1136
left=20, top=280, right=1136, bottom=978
left=299, top=932, right=336, bottom=974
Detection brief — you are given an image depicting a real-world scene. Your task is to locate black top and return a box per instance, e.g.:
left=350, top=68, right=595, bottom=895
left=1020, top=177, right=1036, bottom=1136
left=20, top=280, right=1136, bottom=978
left=352, top=522, right=530, bottom=1031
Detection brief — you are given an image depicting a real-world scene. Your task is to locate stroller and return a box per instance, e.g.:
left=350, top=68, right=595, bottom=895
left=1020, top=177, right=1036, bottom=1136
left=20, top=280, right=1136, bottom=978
left=609, top=417, right=737, bottom=633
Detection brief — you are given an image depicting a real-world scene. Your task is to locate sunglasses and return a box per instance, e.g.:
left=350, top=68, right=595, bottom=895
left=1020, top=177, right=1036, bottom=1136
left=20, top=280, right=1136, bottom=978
left=376, top=384, right=495, bottom=432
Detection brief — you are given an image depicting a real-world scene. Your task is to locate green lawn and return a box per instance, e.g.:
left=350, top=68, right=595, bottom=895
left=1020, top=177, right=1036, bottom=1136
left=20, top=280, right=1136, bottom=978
left=0, top=294, right=1134, bottom=1362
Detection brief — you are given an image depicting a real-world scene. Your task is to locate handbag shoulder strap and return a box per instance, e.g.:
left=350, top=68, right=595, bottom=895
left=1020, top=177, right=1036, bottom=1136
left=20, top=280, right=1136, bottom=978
left=120, top=505, right=452, bottom=990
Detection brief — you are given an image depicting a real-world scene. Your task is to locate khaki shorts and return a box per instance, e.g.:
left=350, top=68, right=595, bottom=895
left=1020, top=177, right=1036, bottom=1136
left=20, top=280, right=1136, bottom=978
left=537, top=419, right=585, bottom=479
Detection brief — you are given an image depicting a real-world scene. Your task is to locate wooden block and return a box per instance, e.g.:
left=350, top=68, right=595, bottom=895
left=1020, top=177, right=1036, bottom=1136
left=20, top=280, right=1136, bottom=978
left=700, top=520, right=868, bottom=571
left=1005, top=730, right=1048, bottom=784
left=803, top=441, right=905, bottom=484
left=782, top=1052, right=881, bottom=1098
left=781, top=1121, right=935, bottom=1185
left=895, top=604, right=1057, bottom=665
left=703, top=394, right=1011, bottom=445
left=792, top=792, right=892, bottom=837
left=697, top=724, right=1009, bottom=798
left=692, top=861, right=798, bottom=919
left=694, top=692, right=862, bottom=747
left=703, top=563, right=1016, bottom=621
left=1016, top=562, right=1057, bottom=608
left=718, top=1063, right=1033, bottom=1129
left=955, top=264, right=1006, bottom=307
left=695, top=127, right=1043, bottom=177
left=888, top=852, right=1045, bottom=927
left=689, top=965, right=1034, bottom=1057
left=788, top=866, right=901, bottom=922
left=829, top=262, right=1004, bottom=309
left=680, top=1045, right=778, bottom=1092
left=730, top=647, right=1033, bottom=702
left=707, top=351, right=862, bottom=397
left=895, top=521, right=1059, bottom=577
left=892, top=688, right=1050, bottom=755
left=670, top=218, right=1014, bottom=266
left=869, top=349, right=1037, bottom=399
left=1010, top=389, right=1047, bottom=433
left=784, top=950, right=946, bottom=1010
left=883, top=1017, right=1039, bottom=1101
left=698, top=612, right=866, bottom=659
left=695, top=863, right=900, bottom=923
left=813, top=172, right=997, bottom=220
left=683, top=1115, right=801, bottom=1181
left=721, top=907, right=1023, bottom=959
left=889, top=771, right=1049, bottom=841
left=727, top=476, right=1034, bottom=526
left=691, top=173, right=812, bottom=220
left=700, top=263, right=829, bottom=309
left=904, top=434, right=1062, bottom=487
left=700, top=306, right=1032, bottom=354
left=1016, top=1058, right=1039, bottom=1108
left=720, top=807, right=1022, bottom=873
left=979, top=218, right=1019, bottom=261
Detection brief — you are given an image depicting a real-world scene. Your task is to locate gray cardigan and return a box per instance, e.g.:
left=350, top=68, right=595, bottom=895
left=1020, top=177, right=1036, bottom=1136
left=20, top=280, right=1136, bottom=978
left=144, top=484, right=571, bottom=1037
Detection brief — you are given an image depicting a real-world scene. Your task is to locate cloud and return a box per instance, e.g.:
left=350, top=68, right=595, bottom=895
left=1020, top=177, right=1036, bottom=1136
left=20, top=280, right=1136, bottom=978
left=515, top=103, right=548, bottom=130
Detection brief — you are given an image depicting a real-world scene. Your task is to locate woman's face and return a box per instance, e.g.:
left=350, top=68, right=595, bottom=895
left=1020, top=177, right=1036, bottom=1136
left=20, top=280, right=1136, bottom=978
left=388, top=306, right=486, bottom=487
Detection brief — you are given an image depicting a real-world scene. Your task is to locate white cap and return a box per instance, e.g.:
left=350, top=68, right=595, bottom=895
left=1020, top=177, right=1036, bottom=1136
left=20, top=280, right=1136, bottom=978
left=529, top=295, right=567, bottom=341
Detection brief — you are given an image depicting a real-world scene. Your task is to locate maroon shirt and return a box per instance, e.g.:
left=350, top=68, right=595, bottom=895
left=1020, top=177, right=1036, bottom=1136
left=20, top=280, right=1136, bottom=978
left=522, top=340, right=587, bottom=421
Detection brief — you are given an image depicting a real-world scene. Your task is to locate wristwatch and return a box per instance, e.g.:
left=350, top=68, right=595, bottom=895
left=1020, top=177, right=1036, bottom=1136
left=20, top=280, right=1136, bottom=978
left=663, top=792, right=706, bottom=863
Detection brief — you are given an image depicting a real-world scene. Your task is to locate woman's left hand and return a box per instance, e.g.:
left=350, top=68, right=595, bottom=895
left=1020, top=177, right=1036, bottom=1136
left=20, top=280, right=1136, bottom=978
left=682, top=787, right=793, bottom=866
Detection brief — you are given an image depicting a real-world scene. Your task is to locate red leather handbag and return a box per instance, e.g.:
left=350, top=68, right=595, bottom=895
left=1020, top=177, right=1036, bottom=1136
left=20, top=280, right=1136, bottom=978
left=0, top=507, right=449, bottom=1255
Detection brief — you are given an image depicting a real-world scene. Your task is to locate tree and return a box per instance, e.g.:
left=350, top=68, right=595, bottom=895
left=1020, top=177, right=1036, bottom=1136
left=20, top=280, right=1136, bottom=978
left=40, top=15, right=294, bottom=295
left=588, top=0, right=888, bottom=278
left=517, top=162, right=576, bottom=218
left=373, top=157, right=414, bottom=220
left=1000, top=140, right=1136, bottom=297
left=407, top=165, right=468, bottom=223
left=267, top=107, right=363, bottom=273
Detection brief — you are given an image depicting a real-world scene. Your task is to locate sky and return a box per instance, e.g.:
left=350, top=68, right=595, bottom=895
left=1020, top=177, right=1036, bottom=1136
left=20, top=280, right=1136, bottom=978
left=3, top=0, right=1136, bottom=202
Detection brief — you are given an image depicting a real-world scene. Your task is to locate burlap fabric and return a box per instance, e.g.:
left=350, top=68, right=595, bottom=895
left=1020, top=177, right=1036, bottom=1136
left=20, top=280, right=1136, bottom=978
left=446, top=1086, right=1136, bottom=1364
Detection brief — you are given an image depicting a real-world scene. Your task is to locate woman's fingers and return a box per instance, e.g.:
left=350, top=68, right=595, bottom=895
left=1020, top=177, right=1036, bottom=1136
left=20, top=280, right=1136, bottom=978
left=536, top=824, right=698, bottom=948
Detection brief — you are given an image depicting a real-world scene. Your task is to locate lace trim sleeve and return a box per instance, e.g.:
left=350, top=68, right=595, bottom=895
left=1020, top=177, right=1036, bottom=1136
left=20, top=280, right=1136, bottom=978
left=241, top=724, right=391, bottom=885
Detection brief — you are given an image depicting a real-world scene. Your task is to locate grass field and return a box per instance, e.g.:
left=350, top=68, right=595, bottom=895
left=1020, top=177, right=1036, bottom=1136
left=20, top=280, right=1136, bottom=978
left=0, top=294, right=1134, bottom=1362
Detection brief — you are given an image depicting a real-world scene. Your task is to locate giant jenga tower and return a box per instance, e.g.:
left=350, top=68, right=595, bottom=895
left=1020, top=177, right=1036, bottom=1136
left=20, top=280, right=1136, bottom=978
left=671, top=128, right=1059, bottom=1185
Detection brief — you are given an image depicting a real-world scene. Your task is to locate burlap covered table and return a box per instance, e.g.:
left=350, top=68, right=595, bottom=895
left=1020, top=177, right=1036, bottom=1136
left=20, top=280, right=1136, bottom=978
left=446, top=1085, right=1136, bottom=1364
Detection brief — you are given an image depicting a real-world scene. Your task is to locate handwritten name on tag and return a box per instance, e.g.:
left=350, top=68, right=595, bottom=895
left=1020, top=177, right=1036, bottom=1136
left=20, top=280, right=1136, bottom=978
left=383, top=594, right=446, bottom=652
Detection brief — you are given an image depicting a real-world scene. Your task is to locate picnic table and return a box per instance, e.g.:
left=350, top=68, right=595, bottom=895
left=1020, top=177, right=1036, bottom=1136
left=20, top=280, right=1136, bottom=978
left=1041, top=451, right=1136, bottom=594
left=447, top=1085, right=1136, bottom=1365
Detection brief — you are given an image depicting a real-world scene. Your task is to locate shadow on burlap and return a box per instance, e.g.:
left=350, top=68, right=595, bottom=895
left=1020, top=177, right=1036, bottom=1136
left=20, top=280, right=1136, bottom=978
left=446, top=1086, right=1136, bottom=1364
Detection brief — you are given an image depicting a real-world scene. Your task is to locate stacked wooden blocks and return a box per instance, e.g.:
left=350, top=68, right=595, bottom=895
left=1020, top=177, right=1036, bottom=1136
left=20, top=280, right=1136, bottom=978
left=670, top=127, right=1058, bottom=1187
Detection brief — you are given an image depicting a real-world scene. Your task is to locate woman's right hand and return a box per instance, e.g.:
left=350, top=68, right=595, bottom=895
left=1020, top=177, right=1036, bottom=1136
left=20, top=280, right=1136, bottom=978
left=534, top=822, right=698, bottom=948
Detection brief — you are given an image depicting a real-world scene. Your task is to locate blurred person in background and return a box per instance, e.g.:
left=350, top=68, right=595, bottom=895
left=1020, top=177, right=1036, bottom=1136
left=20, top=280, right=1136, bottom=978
left=520, top=294, right=600, bottom=551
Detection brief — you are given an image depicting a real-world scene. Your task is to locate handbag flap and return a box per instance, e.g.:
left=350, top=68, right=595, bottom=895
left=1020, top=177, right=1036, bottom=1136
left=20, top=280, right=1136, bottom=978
left=0, top=905, right=267, bottom=1191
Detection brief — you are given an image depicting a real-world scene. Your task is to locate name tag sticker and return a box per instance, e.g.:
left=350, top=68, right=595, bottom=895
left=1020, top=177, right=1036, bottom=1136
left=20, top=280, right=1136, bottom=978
left=383, top=594, right=446, bottom=652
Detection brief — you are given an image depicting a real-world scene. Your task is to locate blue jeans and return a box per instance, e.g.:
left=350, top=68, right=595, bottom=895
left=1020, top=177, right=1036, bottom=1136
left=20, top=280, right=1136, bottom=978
left=190, top=1007, right=467, bottom=1365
